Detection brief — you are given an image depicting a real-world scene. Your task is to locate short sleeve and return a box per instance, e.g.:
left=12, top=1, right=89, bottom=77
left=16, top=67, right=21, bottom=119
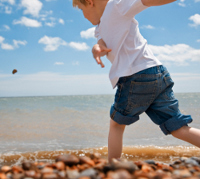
left=115, top=0, right=148, bottom=18
left=95, top=25, right=102, bottom=41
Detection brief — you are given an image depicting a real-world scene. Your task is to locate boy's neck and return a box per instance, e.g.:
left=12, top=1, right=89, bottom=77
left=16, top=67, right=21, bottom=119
left=94, top=0, right=109, bottom=21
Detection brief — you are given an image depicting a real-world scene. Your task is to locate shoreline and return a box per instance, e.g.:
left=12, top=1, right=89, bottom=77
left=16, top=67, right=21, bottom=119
left=1, top=146, right=200, bottom=167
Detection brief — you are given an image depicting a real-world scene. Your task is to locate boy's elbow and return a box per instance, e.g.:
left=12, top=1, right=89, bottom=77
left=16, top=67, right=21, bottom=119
left=141, top=0, right=177, bottom=7
left=141, top=0, right=151, bottom=7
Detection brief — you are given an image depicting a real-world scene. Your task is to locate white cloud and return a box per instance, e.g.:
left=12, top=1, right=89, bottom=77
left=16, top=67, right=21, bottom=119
left=72, top=61, right=79, bottom=66
left=189, top=14, right=200, bottom=27
left=13, top=16, right=42, bottom=28
left=44, top=17, right=56, bottom=27
left=0, top=36, right=27, bottom=50
left=141, top=25, right=155, bottom=29
left=68, top=42, right=89, bottom=51
left=194, top=0, right=200, bottom=2
left=20, top=0, right=43, bottom=17
left=0, top=72, right=200, bottom=97
left=1, top=43, right=14, bottom=50
left=0, top=36, right=4, bottom=43
left=0, top=72, right=114, bottom=97
left=5, top=6, right=12, bottom=13
left=197, top=39, right=200, bottom=42
left=3, top=25, right=10, bottom=30
left=38, top=36, right=67, bottom=51
left=0, top=25, right=10, bottom=31
left=0, top=0, right=15, bottom=5
left=13, top=40, right=27, bottom=48
left=80, top=27, right=95, bottom=39
left=40, top=10, right=53, bottom=19
left=171, top=73, right=200, bottom=93
left=45, top=22, right=55, bottom=27
left=149, top=44, right=200, bottom=65
left=59, top=18, right=64, bottom=25
left=54, top=62, right=64, bottom=65
left=178, top=0, right=185, bottom=7
left=38, top=35, right=90, bottom=52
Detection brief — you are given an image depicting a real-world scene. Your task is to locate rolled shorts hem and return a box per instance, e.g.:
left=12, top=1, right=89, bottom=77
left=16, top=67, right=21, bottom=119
left=110, top=105, right=139, bottom=125
left=160, top=114, right=193, bottom=135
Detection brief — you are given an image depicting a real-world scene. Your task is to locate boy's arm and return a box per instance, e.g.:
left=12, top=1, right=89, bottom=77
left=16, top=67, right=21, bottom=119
left=92, top=39, right=112, bottom=68
left=142, top=0, right=176, bottom=6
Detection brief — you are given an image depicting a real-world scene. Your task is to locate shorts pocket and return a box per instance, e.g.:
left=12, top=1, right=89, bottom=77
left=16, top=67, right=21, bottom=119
left=127, top=80, right=158, bottom=109
left=115, top=83, right=123, bottom=104
left=163, top=73, right=175, bottom=100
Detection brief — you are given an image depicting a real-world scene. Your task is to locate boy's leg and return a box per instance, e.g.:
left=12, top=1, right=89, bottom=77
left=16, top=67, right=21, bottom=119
left=171, top=126, right=200, bottom=148
left=108, top=119, right=126, bottom=163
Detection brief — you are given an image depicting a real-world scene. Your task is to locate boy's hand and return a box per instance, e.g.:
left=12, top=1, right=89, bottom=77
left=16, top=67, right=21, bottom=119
left=92, top=43, right=112, bottom=68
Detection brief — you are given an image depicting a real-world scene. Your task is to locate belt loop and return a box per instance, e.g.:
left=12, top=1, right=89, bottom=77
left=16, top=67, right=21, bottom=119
left=157, top=66, right=160, bottom=73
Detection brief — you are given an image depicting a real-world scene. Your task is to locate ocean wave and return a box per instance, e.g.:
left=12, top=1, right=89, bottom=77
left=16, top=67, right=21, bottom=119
left=0, top=145, right=199, bottom=166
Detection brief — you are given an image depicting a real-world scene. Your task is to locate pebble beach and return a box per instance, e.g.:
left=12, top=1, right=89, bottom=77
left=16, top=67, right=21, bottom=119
left=1, top=153, right=200, bottom=179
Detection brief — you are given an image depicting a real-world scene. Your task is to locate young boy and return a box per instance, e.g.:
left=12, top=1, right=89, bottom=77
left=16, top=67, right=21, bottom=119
left=73, top=0, right=200, bottom=162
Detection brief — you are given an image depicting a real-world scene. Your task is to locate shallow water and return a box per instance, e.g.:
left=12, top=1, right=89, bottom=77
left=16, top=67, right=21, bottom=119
left=0, top=93, right=200, bottom=166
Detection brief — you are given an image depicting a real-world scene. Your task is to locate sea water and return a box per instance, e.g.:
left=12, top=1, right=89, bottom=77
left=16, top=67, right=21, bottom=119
left=0, top=93, right=200, bottom=166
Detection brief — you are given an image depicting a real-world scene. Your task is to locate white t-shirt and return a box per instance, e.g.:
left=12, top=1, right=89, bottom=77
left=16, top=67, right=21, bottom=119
left=95, top=0, right=162, bottom=88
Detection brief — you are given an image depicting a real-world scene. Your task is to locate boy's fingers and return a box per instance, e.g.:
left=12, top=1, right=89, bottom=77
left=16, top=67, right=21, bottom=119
left=100, top=61, right=105, bottom=68
left=95, top=56, right=105, bottom=68
left=101, top=46, right=112, bottom=52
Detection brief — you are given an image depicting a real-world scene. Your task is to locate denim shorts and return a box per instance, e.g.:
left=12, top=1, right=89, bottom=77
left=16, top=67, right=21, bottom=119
left=110, top=65, right=192, bottom=135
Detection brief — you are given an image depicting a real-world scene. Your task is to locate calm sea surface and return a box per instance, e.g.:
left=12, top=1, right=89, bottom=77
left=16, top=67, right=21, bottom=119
left=0, top=93, right=200, bottom=166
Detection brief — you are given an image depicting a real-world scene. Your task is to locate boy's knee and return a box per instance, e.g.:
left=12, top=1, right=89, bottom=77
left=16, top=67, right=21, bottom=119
left=110, top=119, right=125, bottom=130
left=171, top=125, right=189, bottom=138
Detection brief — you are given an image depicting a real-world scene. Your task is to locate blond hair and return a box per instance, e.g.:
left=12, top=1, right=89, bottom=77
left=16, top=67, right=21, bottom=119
left=73, top=0, right=87, bottom=7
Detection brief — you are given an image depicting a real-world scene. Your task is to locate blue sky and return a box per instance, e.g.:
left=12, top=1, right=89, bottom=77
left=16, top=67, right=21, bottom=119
left=0, top=0, right=200, bottom=97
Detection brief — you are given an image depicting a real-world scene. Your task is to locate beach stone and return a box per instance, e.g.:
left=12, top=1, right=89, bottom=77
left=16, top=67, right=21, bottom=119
left=94, top=162, right=105, bottom=171
left=41, top=167, right=54, bottom=174
left=134, top=170, right=151, bottom=178
left=55, top=161, right=65, bottom=171
left=141, top=164, right=154, bottom=173
left=12, top=69, right=17, bottom=74
left=191, top=157, right=200, bottom=164
left=79, top=156, right=95, bottom=166
left=57, top=170, right=66, bottom=178
left=78, top=168, right=98, bottom=179
left=157, top=163, right=173, bottom=172
left=90, top=153, right=101, bottom=164
left=78, top=164, right=90, bottom=171
left=12, top=166, right=24, bottom=173
left=107, top=169, right=132, bottom=179
left=144, top=160, right=156, bottom=165
left=90, top=153, right=101, bottom=160
left=43, top=173, right=58, bottom=179
left=22, top=161, right=33, bottom=170
left=173, top=169, right=192, bottom=177
left=56, top=154, right=79, bottom=166
left=1, top=166, right=12, bottom=173
left=66, top=169, right=80, bottom=179
left=111, top=159, right=138, bottom=172
left=11, top=173, right=24, bottom=179
left=34, top=172, right=42, bottom=179
left=0, top=173, right=7, bottom=179
left=185, top=158, right=199, bottom=166
left=134, top=161, right=147, bottom=168
left=103, top=164, right=113, bottom=173
left=154, top=169, right=172, bottom=179
left=25, top=170, right=36, bottom=177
